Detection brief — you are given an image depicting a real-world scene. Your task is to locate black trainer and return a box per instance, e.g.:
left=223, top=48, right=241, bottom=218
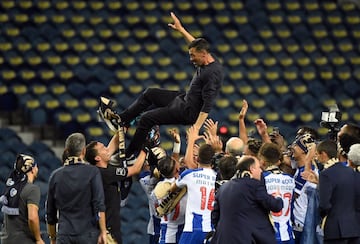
left=97, top=96, right=121, bottom=131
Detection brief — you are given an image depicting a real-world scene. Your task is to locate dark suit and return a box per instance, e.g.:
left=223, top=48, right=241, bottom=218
left=211, top=177, right=283, bottom=244
left=319, top=163, right=360, bottom=243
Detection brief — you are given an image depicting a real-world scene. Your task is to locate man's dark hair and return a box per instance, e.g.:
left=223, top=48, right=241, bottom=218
left=218, top=155, right=237, bottom=180
left=85, top=141, right=98, bottom=165
left=198, top=144, right=215, bottom=165
left=247, top=138, right=262, bottom=155
left=236, top=156, right=256, bottom=172
left=317, top=140, right=337, bottom=159
left=258, top=142, right=281, bottom=165
left=157, top=156, right=176, bottom=178
left=188, top=38, right=210, bottom=52
left=296, top=126, right=319, bottom=140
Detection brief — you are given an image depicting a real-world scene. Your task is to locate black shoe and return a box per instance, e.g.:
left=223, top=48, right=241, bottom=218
left=97, top=96, right=121, bottom=131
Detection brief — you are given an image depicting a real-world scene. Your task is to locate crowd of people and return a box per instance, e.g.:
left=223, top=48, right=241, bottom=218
left=1, top=11, right=360, bottom=244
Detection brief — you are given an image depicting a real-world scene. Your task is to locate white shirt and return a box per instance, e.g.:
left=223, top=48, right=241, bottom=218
left=175, top=167, right=216, bottom=232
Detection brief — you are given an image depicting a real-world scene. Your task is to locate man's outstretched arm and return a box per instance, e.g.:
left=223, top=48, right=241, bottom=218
left=168, top=12, right=195, bottom=43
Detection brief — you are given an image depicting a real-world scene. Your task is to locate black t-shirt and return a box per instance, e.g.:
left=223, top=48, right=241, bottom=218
left=98, top=165, right=128, bottom=243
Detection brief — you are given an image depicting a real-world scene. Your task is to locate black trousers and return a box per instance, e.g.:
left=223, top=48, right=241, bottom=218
left=120, top=88, right=197, bottom=157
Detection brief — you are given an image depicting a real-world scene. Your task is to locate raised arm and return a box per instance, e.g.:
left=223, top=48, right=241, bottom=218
left=238, top=99, right=249, bottom=144
left=168, top=12, right=195, bottom=43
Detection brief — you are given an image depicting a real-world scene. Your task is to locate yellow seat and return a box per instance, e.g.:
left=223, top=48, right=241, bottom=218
left=287, top=15, right=302, bottom=24
left=143, top=2, right=156, bottom=11
left=127, top=44, right=141, bottom=53
left=155, top=71, right=170, bottom=81
left=89, top=16, right=103, bottom=25
left=233, top=43, right=248, bottom=53
left=138, top=56, right=153, bottom=66
left=159, top=2, right=174, bottom=11
left=33, top=14, right=47, bottom=24
left=64, top=98, right=79, bottom=109
left=251, top=43, right=265, bottom=53
left=198, top=16, right=212, bottom=26
left=51, top=84, right=66, bottom=95
left=293, top=84, right=308, bottom=94
left=285, top=2, right=300, bottom=11
left=239, top=85, right=253, bottom=95
left=76, top=113, right=92, bottom=124
left=107, top=16, right=121, bottom=26
left=36, top=0, right=50, bottom=10
left=20, top=70, right=36, bottom=80
left=114, top=69, right=130, bottom=80
left=251, top=99, right=266, bottom=109
left=134, top=29, right=149, bottom=39
left=144, top=43, right=159, bottom=53
left=12, top=84, right=27, bottom=95
left=135, top=71, right=150, bottom=81
left=98, top=28, right=113, bottom=39
left=157, top=57, right=171, bottom=66
left=266, top=1, right=281, bottom=11
left=85, top=56, right=100, bottom=66
left=102, top=56, right=117, bottom=66
left=303, top=43, right=317, bottom=53
left=340, top=98, right=355, bottom=108
left=109, top=84, right=123, bottom=95
left=263, top=57, right=277, bottom=67
left=265, top=71, right=280, bottom=81
left=40, top=70, right=55, bottom=80
left=82, top=98, right=99, bottom=109
left=282, top=113, right=297, bottom=123
left=256, top=85, right=271, bottom=95
left=304, top=2, right=319, bottom=11
left=72, top=1, right=86, bottom=10
left=259, top=29, right=273, bottom=39
left=221, top=85, right=235, bottom=95
left=19, top=0, right=32, bottom=9
left=319, top=70, right=333, bottom=80
left=194, top=1, right=209, bottom=11
left=216, top=43, right=231, bottom=53
left=59, top=70, right=74, bottom=80
left=247, top=70, right=261, bottom=81
left=215, top=15, right=230, bottom=25
left=308, top=16, right=322, bottom=25
left=5, top=27, right=20, bottom=37
left=2, top=70, right=16, bottom=80
left=73, top=42, right=87, bottom=52
left=26, top=99, right=40, bottom=109
left=216, top=99, right=230, bottom=109
left=244, top=57, right=259, bottom=66
left=61, top=28, right=75, bottom=39
left=265, top=112, right=279, bottom=122
left=332, top=29, right=348, bottom=38
left=211, top=2, right=225, bottom=10
left=80, top=29, right=95, bottom=39
left=9, top=56, right=24, bottom=66
left=129, top=85, right=143, bottom=94
left=234, top=15, right=248, bottom=25
left=125, top=15, right=140, bottom=25
left=275, top=85, right=289, bottom=94
left=322, top=2, right=337, bottom=11
left=57, top=112, right=72, bottom=124
left=54, top=42, right=69, bottom=52
left=176, top=1, right=192, bottom=11
left=269, top=15, right=283, bottom=24
left=229, top=2, right=244, bottom=10
left=87, top=127, right=104, bottom=137
left=107, top=1, right=121, bottom=10
left=229, top=71, right=244, bottom=81
left=45, top=99, right=60, bottom=110
left=2, top=1, right=15, bottom=9
left=116, top=29, right=130, bottom=39
left=120, top=56, right=135, bottom=66
left=327, top=15, right=342, bottom=25
left=46, top=55, right=62, bottom=66
left=109, top=43, right=124, bottom=53
left=300, top=113, right=314, bottom=123
left=173, top=71, right=188, bottom=81
left=51, top=14, right=65, bottom=24
left=14, top=13, right=29, bottom=23
left=227, top=57, right=242, bottom=67
left=283, top=70, right=298, bottom=80
left=32, top=84, right=47, bottom=95
left=89, top=1, right=104, bottom=10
